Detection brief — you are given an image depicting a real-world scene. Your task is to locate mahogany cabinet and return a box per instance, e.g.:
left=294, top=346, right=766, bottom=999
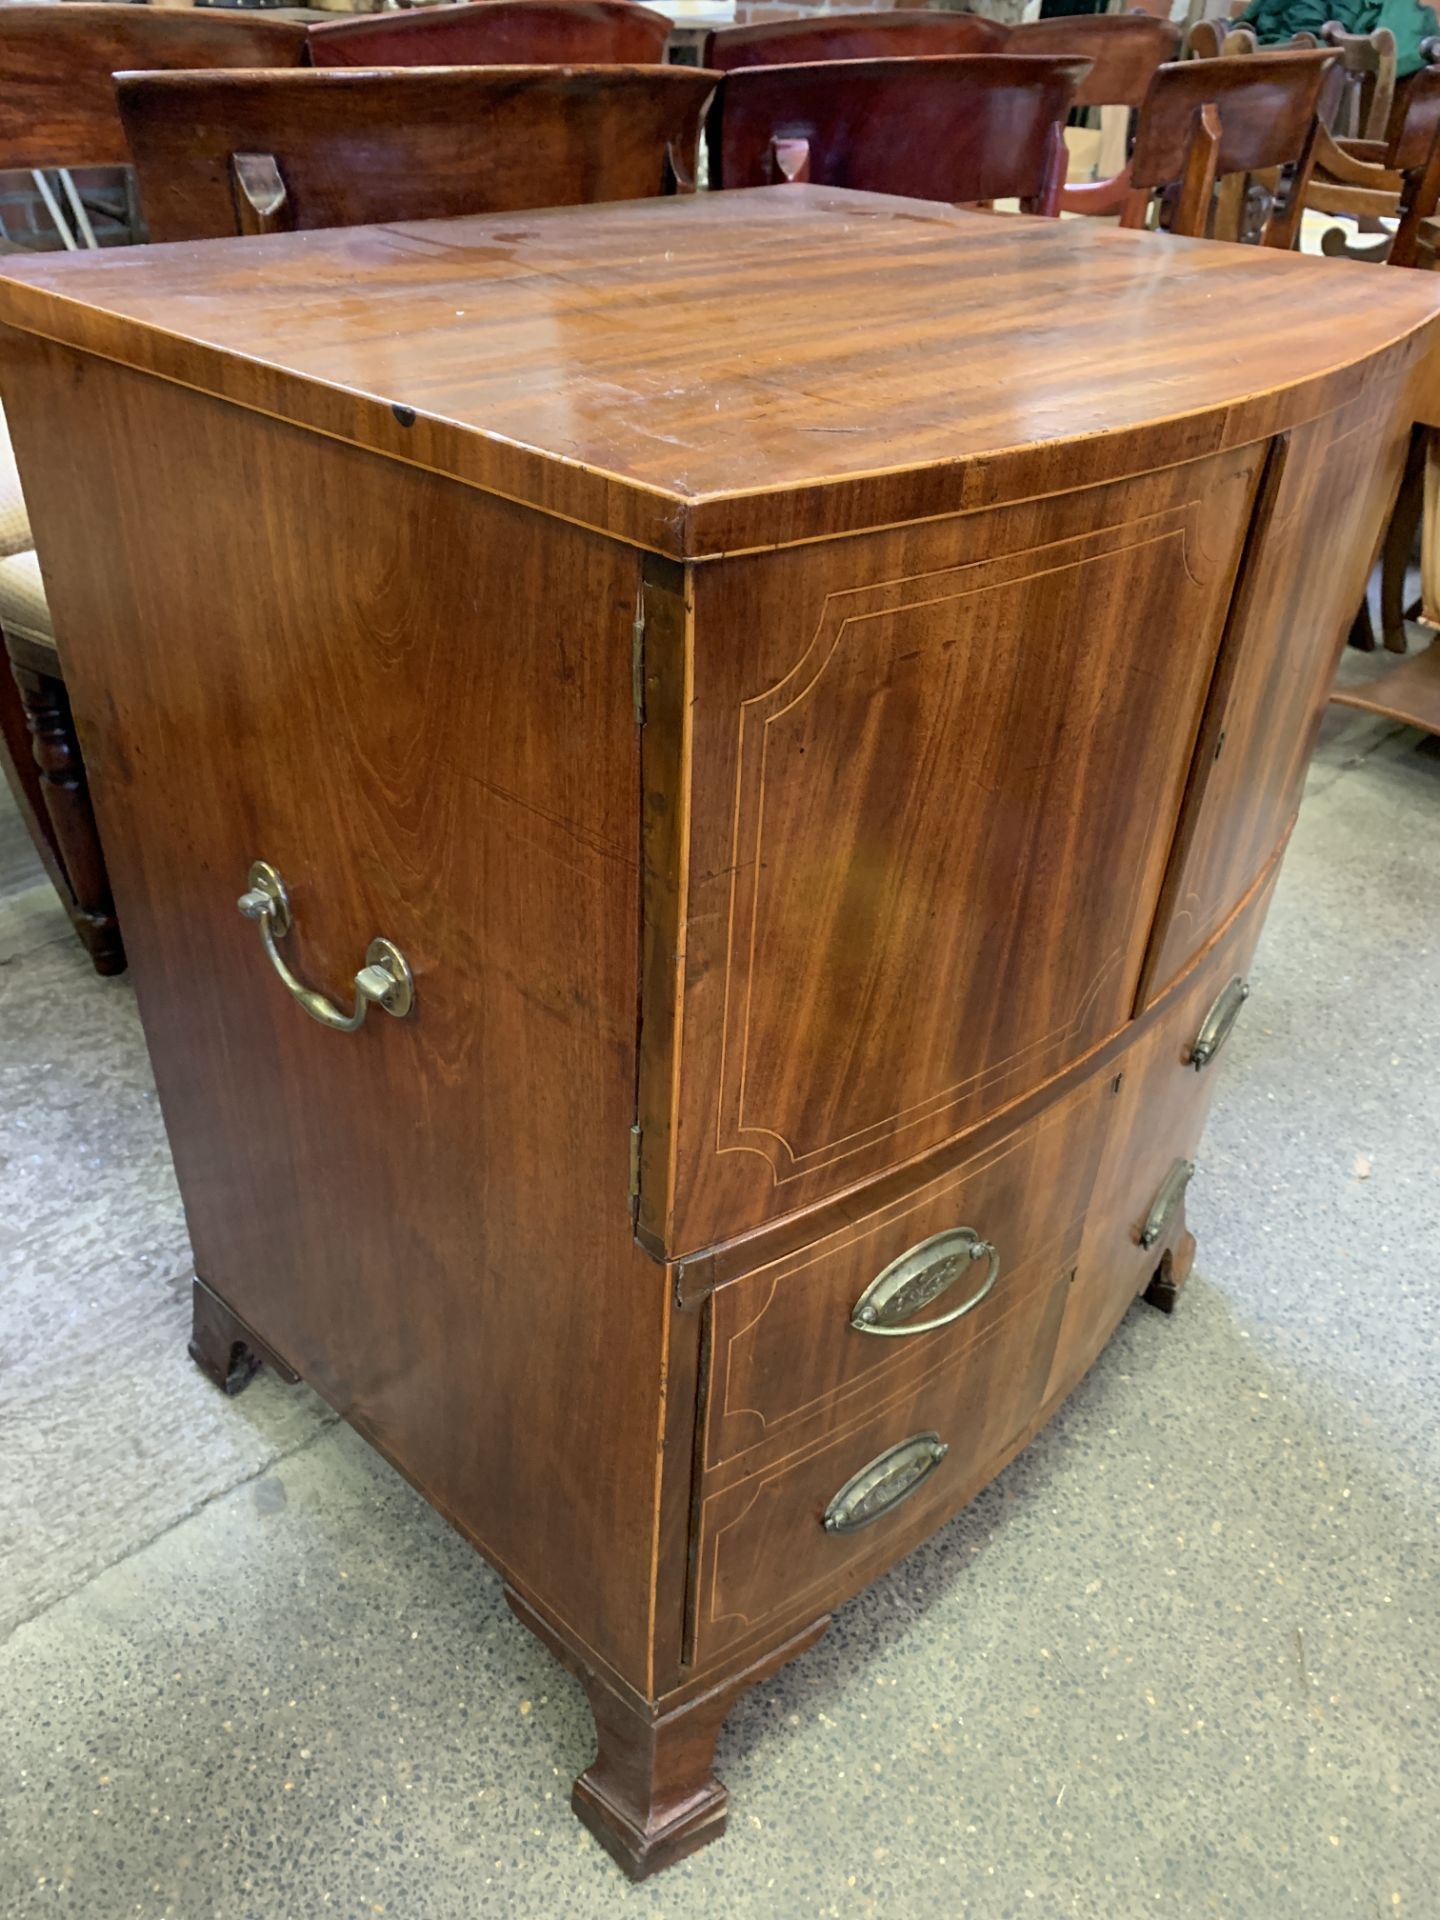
left=0, top=189, right=1436, bottom=1880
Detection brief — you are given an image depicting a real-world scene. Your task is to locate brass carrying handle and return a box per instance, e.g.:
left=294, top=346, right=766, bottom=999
left=823, top=1432, right=949, bottom=1534
left=237, top=860, right=414, bottom=1033
left=1190, top=975, right=1250, bottom=1071
left=851, top=1227, right=999, bottom=1338
left=1140, top=1158, right=1194, bottom=1250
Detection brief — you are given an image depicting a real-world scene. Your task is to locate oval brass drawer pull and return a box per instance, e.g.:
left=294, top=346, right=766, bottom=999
left=851, top=1227, right=999, bottom=1338
left=237, top=860, right=414, bottom=1033
left=823, top=1432, right=949, bottom=1534
left=1139, top=1158, right=1194, bottom=1250
left=1190, top=975, right=1250, bottom=1070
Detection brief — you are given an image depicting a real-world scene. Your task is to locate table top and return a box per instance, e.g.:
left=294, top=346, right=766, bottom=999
left=2, top=187, right=1437, bottom=559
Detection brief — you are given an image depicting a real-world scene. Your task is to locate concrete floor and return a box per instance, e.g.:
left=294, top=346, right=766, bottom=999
left=1, top=655, right=1438, bottom=1919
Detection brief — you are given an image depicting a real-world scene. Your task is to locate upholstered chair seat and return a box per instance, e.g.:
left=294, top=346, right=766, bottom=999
left=0, top=413, right=33, bottom=560
left=0, top=548, right=53, bottom=657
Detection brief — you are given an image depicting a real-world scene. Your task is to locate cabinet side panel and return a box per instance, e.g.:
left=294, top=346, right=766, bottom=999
left=3, top=338, right=668, bottom=1691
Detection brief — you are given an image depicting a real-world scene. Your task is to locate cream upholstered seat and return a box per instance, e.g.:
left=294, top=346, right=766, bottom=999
left=0, top=540, right=122, bottom=972
left=0, top=410, right=33, bottom=560
left=0, top=547, right=53, bottom=657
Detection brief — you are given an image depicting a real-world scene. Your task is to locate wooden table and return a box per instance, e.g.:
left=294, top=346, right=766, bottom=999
left=0, top=188, right=1436, bottom=1880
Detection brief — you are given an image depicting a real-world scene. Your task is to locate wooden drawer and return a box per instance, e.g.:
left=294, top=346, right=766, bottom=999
left=688, top=868, right=1277, bottom=1669
left=1046, top=865, right=1276, bottom=1403
left=700, top=1070, right=1111, bottom=1476
left=690, top=1262, right=1070, bottom=1664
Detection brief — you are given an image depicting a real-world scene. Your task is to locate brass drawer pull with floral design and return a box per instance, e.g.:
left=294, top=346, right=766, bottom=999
left=823, top=1432, right=949, bottom=1533
left=850, top=1227, right=999, bottom=1338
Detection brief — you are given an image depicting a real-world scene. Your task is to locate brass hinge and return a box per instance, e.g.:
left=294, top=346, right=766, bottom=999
left=631, top=590, right=646, bottom=728
left=628, top=1122, right=642, bottom=1216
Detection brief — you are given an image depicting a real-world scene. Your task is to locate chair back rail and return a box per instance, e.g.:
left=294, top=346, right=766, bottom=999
left=1125, top=47, right=1338, bottom=243
left=0, top=3, right=307, bottom=171
left=1188, top=19, right=1259, bottom=59
left=702, top=11, right=1008, bottom=73
left=1377, top=54, right=1440, bottom=171
left=1007, top=14, right=1180, bottom=217
left=710, top=54, right=1091, bottom=213
left=1007, top=14, right=1179, bottom=109
left=117, top=65, right=719, bottom=244
left=308, top=0, right=672, bottom=69
left=1318, top=23, right=1397, bottom=141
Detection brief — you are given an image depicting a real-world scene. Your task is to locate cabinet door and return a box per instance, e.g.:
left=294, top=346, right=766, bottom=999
left=651, top=447, right=1263, bottom=1257
left=1138, top=387, right=1412, bottom=1002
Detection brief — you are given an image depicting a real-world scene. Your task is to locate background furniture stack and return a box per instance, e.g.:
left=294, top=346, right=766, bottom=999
left=705, top=51, right=1090, bottom=199
left=116, top=64, right=716, bottom=237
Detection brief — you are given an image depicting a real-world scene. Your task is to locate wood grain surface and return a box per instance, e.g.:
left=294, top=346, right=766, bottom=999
left=1, top=189, right=1437, bottom=557
left=1140, top=381, right=1417, bottom=999
left=702, top=10, right=1010, bottom=71
left=308, top=0, right=673, bottom=68
left=119, top=66, right=719, bottom=244
left=709, top=54, right=1088, bottom=210
left=1049, top=860, right=1277, bottom=1403
left=0, top=3, right=307, bottom=171
left=643, top=447, right=1263, bottom=1255
left=700, top=1072, right=1110, bottom=1476
left=0, top=335, right=672, bottom=1697
left=1, top=175, right=1433, bottom=1875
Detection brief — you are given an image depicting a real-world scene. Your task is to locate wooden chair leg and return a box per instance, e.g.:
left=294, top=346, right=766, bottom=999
left=507, top=1589, right=829, bottom=1881
left=9, top=658, right=125, bottom=974
left=1347, top=593, right=1378, bottom=652
left=1421, top=426, right=1440, bottom=629
left=0, top=644, right=74, bottom=892
left=1380, top=422, right=1427, bottom=654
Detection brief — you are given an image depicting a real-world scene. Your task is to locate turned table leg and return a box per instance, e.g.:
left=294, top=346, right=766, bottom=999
left=10, top=658, right=124, bottom=976
left=507, top=1589, right=829, bottom=1880
left=188, top=1277, right=299, bottom=1395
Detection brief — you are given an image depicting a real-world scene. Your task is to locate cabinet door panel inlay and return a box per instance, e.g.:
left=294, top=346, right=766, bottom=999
left=694, top=483, right=1254, bottom=1249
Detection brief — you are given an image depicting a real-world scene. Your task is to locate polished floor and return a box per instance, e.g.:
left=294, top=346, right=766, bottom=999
left=1, top=654, right=1438, bottom=1919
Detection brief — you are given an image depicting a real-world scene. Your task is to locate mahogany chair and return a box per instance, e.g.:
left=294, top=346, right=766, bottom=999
left=701, top=10, right=1009, bottom=72
left=0, top=8, right=303, bottom=962
left=117, top=66, right=720, bottom=243
left=1121, top=48, right=1338, bottom=244
left=709, top=54, right=1091, bottom=213
left=0, top=4, right=307, bottom=175
left=1305, top=60, right=1440, bottom=654
left=1310, top=59, right=1440, bottom=269
left=307, top=0, right=672, bottom=69
left=1186, top=20, right=1260, bottom=60
left=1190, top=20, right=1259, bottom=60
left=1007, top=13, right=1181, bottom=214
left=0, top=556, right=123, bottom=974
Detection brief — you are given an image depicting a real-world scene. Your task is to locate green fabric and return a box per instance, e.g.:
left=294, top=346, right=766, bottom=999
left=1238, top=0, right=1438, bottom=74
